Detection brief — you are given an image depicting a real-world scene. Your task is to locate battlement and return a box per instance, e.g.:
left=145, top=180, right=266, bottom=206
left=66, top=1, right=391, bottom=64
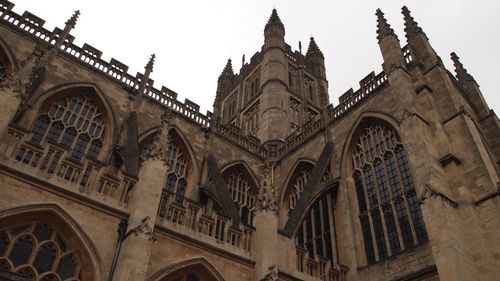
left=0, top=0, right=211, bottom=127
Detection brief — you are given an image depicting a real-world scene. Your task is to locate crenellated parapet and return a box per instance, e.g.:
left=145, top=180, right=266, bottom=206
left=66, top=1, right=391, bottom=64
left=0, top=1, right=212, bottom=127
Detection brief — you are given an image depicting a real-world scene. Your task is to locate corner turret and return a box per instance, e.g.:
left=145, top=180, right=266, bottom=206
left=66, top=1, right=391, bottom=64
left=213, top=59, right=235, bottom=123
left=305, top=37, right=326, bottom=79
left=264, top=9, right=285, bottom=50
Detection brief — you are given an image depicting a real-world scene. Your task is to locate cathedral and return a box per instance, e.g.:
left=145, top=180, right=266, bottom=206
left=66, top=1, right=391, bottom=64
left=0, top=1, right=499, bottom=280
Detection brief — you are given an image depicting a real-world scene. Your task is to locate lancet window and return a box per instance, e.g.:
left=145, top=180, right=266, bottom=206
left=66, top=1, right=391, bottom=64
left=0, top=222, right=82, bottom=281
left=157, top=131, right=190, bottom=209
left=352, top=121, right=428, bottom=265
left=283, top=162, right=314, bottom=214
left=295, top=190, right=337, bottom=280
left=223, top=167, right=257, bottom=226
left=0, top=56, right=6, bottom=80
left=30, top=95, right=105, bottom=161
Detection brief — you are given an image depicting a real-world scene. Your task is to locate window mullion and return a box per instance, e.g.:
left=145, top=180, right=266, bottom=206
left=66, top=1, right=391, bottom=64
left=403, top=193, right=419, bottom=246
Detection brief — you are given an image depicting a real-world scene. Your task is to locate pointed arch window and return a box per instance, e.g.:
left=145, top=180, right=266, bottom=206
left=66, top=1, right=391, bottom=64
left=352, top=122, right=428, bottom=265
left=0, top=48, right=8, bottom=81
left=283, top=162, right=314, bottom=215
left=223, top=167, right=257, bottom=226
left=0, top=222, right=83, bottom=280
left=30, top=94, right=105, bottom=161
left=295, top=190, right=338, bottom=279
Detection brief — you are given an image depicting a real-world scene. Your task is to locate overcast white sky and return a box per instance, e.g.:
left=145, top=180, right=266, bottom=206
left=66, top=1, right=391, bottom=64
left=10, top=0, right=500, bottom=114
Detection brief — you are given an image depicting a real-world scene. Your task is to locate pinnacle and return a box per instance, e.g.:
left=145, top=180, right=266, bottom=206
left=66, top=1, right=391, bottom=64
left=450, top=52, right=474, bottom=82
left=402, top=6, right=425, bottom=39
left=221, top=59, right=234, bottom=76
left=146, top=54, right=155, bottom=71
left=65, top=10, right=80, bottom=29
left=306, top=37, right=323, bottom=57
left=267, top=8, right=284, bottom=26
left=376, top=9, right=397, bottom=42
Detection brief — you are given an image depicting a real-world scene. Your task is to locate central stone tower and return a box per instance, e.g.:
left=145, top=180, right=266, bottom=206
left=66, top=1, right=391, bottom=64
left=213, top=9, right=330, bottom=150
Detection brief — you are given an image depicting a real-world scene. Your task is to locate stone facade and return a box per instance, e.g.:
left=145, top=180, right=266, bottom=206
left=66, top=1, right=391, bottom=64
left=0, top=2, right=499, bottom=281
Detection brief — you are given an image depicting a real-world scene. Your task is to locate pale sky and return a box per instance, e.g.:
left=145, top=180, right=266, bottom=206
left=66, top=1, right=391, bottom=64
left=9, top=0, right=500, bottom=115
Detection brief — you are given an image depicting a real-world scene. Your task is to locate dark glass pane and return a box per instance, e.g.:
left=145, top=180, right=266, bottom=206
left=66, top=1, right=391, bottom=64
left=10, top=225, right=29, bottom=236
left=296, top=224, right=304, bottom=247
left=407, top=192, right=428, bottom=243
left=363, top=166, right=378, bottom=208
left=56, top=254, right=77, bottom=279
left=33, top=243, right=56, bottom=274
left=31, top=115, right=50, bottom=143
left=0, top=231, right=8, bottom=256
left=158, top=194, right=168, bottom=217
left=88, top=139, right=102, bottom=159
left=396, top=146, right=415, bottom=191
left=360, top=215, right=375, bottom=264
left=165, top=174, right=176, bottom=192
left=33, top=223, right=53, bottom=242
left=48, top=152, right=62, bottom=174
left=60, top=127, right=77, bottom=148
left=0, top=259, right=9, bottom=270
left=383, top=205, right=401, bottom=255
left=186, top=274, right=199, bottom=281
left=40, top=274, right=57, bottom=281
left=241, top=206, right=249, bottom=225
left=395, top=199, right=414, bottom=249
left=374, top=159, right=390, bottom=203
left=9, top=236, right=34, bottom=267
left=305, top=214, right=314, bottom=259
left=354, top=171, right=367, bottom=213
left=80, top=166, right=92, bottom=187
left=70, top=134, right=90, bottom=161
left=385, top=153, right=402, bottom=198
left=46, top=122, right=63, bottom=143
left=175, top=179, right=187, bottom=204
left=372, top=210, right=387, bottom=259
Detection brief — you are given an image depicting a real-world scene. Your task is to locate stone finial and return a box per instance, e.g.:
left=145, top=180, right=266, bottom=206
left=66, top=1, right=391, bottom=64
left=306, top=36, right=323, bottom=57
left=266, top=8, right=284, bottom=27
left=450, top=52, right=475, bottom=82
left=145, top=53, right=155, bottom=72
left=65, top=10, right=80, bottom=29
left=220, top=59, right=234, bottom=77
left=402, top=6, right=425, bottom=40
left=376, top=9, right=397, bottom=42
left=55, top=10, right=80, bottom=49
left=137, top=54, right=155, bottom=96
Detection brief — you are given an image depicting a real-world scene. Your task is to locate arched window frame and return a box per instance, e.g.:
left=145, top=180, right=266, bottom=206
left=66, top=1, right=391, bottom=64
left=222, top=165, right=258, bottom=226
left=351, top=121, right=428, bottom=265
left=0, top=222, right=84, bottom=281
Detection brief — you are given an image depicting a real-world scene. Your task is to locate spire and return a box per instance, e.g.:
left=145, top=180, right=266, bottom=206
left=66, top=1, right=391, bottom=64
left=376, top=9, right=397, bottom=42
left=137, top=54, right=155, bottom=95
left=220, top=59, right=234, bottom=77
left=55, top=10, right=80, bottom=49
left=306, top=37, right=323, bottom=57
left=402, top=6, right=425, bottom=39
left=450, top=52, right=475, bottom=82
left=266, top=8, right=284, bottom=28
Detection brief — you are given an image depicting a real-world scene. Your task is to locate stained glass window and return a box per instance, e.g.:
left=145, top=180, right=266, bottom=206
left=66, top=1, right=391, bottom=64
left=0, top=222, right=82, bottom=280
left=352, top=122, right=428, bottom=264
left=223, top=168, right=257, bottom=226
left=30, top=94, right=105, bottom=161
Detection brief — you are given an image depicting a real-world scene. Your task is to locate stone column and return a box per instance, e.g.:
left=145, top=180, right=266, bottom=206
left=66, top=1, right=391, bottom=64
left=112, top=110, right=172, bottom=281
left=253, top=161, right=280, bottom=280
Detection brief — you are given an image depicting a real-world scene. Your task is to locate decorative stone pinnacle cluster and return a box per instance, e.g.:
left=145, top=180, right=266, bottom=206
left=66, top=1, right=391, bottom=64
left=376, top=9, right=397, bottom=42
left=450, top=52, right=475, bottom=82
left=306, top=37, right=323, bottom=57
left=402, top=6, right=425, bottom=39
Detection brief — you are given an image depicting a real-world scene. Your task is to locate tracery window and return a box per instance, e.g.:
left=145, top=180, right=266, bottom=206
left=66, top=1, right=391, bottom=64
left=163, top=133, right=189, bottom=205
left=352, top=122, right=428, bottom=265
left=284, top=162, right=314, bottom=213
left=30, top=95, right=105, bottom=161
left=295, top=190, right=337, bottom=280
left=0, top=222, right=82, bottom=281
left=223, top=167, right=257, bottom=226
left=0, top=56, right=7, bottom=81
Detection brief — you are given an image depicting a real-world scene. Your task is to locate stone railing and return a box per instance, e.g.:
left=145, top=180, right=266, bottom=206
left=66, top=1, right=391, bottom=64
left=296, top=247, right=348, bottom=281
left=156, top=191, right=254, bottom=254
left=0, top=1, right=211, bottom=127
left=328, top=70, right=388, bottom=121
left=280, top=118, right=322, bottom=155
left=0, top=125, right=133, bottom=207
left=214, top=123, right=264, bottom=157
